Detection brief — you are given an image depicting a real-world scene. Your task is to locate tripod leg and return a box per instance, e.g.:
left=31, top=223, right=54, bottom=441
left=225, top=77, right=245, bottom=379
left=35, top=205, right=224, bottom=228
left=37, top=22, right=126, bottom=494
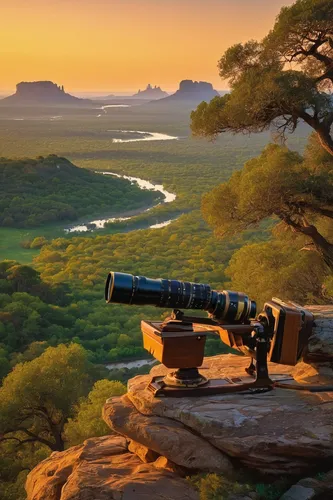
left=255, top=336, right=273, bottom=387
left=245, top=358, right=256, bottom=378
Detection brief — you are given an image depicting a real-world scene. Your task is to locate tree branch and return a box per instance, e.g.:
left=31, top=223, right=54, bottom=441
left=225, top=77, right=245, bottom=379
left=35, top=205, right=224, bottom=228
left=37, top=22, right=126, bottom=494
left=311, top=49, right=333, bottom=71
left=2, top=427, right=56, bottom=450
left=308, top=207, right=333, bottom=219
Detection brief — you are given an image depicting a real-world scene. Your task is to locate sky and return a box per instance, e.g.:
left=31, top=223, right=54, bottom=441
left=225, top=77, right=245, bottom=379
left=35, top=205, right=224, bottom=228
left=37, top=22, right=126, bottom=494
left=0, top=0, right=295, bottom=94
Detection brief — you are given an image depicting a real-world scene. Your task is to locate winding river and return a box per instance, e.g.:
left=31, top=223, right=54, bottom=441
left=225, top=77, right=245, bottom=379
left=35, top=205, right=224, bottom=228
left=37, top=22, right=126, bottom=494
left=65, top=172, right=177, bottom=233
left=110, top=130, right=179, bottom=143
left=105, top=359, right=156, bottom=371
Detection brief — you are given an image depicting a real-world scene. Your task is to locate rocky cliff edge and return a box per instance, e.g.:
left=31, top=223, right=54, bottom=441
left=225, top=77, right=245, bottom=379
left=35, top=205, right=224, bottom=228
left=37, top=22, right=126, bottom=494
left=26, top=306, right=333, bottom=499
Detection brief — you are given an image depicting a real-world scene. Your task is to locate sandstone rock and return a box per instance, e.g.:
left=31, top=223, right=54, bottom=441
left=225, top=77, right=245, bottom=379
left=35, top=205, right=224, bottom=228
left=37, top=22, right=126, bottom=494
left=128, top=439, right=159, bottom=463
left=2, top=81, right=90, bottom=105
left=26, top=435, right=127, bottom=500
left=133, top=84, right=168, bottom=99
left=280, top=485, right=316, bottom=500
left=102, top=354, right=333, bottom=476
left=103, top=394, right=233, bottom=474
left=305, top=306, right=333, bottom=360
left=153, top=456, right=184, bottom=475
left=158, top=80, right=220, bottom=103
left=281, top=469, right=333, bottom=499
left=26, top=435, right=199, bottom=500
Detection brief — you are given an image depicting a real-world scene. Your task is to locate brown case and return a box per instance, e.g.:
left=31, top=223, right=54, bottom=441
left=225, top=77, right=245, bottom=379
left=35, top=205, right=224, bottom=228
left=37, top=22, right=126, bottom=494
left=264, top=298, right=313, bottom=365
left=141, top=320, right=207, bottom=368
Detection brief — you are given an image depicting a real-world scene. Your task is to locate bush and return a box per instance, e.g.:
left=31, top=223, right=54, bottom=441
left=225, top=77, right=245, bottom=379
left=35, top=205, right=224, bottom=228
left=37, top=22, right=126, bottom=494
left=64, top=379, right=126, bottom=446
left=188, top=474, right=252, bottom=500
left=188, top=473, right=289, bottom=500
left=30, top=236, right=48, bottom=249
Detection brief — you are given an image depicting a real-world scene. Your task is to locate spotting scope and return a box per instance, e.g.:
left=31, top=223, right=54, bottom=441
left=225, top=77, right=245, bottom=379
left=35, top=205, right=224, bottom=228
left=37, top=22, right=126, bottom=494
left=105, top=271, right=316, bottom=397
left=105, top=271, right=256, bottom=322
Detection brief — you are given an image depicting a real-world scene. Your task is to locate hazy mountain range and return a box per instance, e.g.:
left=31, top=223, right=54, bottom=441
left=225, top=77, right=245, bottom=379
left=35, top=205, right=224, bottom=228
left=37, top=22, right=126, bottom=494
left=0, top=80, right=222, bottom=106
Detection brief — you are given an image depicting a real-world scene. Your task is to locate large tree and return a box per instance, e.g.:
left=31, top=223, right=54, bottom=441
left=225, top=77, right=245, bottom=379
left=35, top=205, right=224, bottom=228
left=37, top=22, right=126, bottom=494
left=201, top=140, right=333, bottom=267
left=191, top=0, right=333, bottom=152
left=191, top=0, right=333, bottom=269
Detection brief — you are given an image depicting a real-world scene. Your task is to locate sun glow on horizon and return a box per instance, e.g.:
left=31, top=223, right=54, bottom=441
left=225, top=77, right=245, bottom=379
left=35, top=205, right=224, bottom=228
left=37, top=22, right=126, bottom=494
left=0, top=0, right=294, bottom=93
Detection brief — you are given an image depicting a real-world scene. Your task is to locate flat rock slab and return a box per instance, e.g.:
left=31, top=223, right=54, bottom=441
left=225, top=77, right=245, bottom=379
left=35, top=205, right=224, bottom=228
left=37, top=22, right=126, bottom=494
left=103, top=394, right=233, bottom=474
left=103, top=354, right=333, bottom=476
left=306, top=305, right=333, bottom=359
left=26, top=435, right=199, bottom=500
left=281, top=468, right=333, bottom=499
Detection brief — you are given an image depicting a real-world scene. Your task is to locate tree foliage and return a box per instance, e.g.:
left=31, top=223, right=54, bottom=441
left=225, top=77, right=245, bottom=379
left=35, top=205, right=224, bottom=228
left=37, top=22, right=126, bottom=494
left=202, top=139, right=333, bottom=268
left=64, top=379, right=126, bottom=446
left=191, top=0, right=333, bottom=154
left=0, top=347, right=121, bottom=499
left=227, top=236, right=326, bottom=307
left=0, top=213, right=246, bottom=375
left=192, top=0, right=333, bottom=270
left=0, top=344, right=98, bottom=452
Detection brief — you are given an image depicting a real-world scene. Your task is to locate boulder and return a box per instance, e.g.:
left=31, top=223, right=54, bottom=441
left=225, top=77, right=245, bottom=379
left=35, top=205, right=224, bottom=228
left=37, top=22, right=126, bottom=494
left=103, top=350, right=333, bottom=476
left=25, top=435, right=199, bottom=500
left=280, top=469, right=333, bottom=499
left=103, top=394, right=233, bottom=473
left=280, top=485, right=316, bottom=500
left=127, top=439, right=159, bottom=463
left=305, top=306, right=333, bottom=360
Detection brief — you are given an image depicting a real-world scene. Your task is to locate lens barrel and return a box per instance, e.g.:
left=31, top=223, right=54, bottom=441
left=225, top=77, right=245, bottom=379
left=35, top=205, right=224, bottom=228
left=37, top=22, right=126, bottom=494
left=105, top=272, right=256, bottom=322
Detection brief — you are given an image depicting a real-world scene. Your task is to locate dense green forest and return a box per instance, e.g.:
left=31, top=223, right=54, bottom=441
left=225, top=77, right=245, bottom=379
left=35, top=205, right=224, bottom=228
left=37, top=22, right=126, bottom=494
left=1, top=213, right=252, bottom=380
left=0, top=155, right=160, bottom=228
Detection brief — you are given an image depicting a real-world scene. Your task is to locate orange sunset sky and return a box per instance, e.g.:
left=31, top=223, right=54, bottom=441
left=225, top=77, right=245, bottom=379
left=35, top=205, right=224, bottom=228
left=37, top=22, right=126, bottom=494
left=1, top=0, right=294, bottom=94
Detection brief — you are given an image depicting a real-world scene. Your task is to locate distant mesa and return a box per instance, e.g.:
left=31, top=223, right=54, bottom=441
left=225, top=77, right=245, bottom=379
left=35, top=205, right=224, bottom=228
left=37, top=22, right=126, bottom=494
left=132, top=84, right=168, bottom=100
left=156, top=80, right=220, bottom=103
left=1, top=81, right=91, bottom=106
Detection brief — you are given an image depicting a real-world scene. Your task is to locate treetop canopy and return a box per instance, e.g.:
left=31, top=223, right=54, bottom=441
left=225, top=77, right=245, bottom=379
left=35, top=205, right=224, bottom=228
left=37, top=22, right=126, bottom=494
left=191, top=0, right=333, bottom=155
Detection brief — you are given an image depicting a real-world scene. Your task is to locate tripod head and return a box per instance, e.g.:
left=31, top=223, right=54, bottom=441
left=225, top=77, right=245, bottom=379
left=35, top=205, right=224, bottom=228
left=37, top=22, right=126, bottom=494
left=140, top=299, right=313, bottom=396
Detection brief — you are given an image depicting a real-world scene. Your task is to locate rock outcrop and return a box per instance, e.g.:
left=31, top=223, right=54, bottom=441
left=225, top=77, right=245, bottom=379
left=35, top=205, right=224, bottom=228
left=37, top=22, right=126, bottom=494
left=305, top=305, right=333, bottom=361
left=1, top=81, right=91, bottom=106
left=155, top=79, right=220, bottom=104
left=104, top=393, right=233, bottom=473
left=103, top=306, right=333, bottom=477
left=104, top=354, right=333, bottom=476
left=26, top=435, right=199, bottom=500
left=280, top=469, right=333, bottom=499
left=132, top=84, right=168, bottom=99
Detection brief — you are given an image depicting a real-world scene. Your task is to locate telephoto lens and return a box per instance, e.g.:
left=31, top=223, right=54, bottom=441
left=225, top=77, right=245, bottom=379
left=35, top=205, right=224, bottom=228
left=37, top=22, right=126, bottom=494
left=105, top=272, right=256, bottom=322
